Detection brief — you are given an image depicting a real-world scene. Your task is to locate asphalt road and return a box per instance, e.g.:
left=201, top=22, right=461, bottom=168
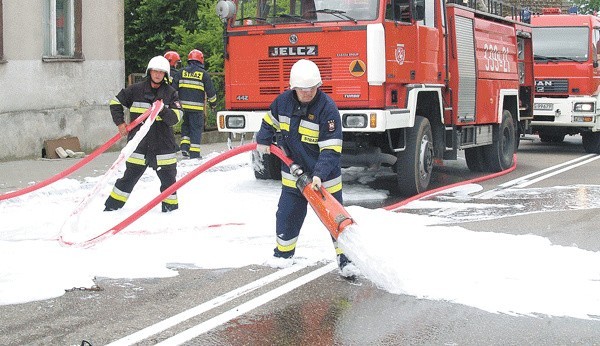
left=2, top=134, right=600, bottom=345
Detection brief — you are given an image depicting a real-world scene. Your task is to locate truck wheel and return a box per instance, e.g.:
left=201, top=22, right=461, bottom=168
left=252, top=151, right=282, bottom=180
left=396, top=116, right=434, bottom=196
left=582, top=132, right=600, bottom=154
left=483, top=110, right=515, bottom=172
left=465, top=146, right=486, bottom=172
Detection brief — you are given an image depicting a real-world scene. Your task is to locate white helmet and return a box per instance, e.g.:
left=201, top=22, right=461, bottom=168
left=289, top=59, right=322, bottom=89
left=146, top=55, right=171, bottom=79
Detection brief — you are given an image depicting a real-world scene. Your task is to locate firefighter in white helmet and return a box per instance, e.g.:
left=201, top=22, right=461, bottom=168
left=104, top=55, right=183, bottom=212
left=255, top=59, right=359, bottom=278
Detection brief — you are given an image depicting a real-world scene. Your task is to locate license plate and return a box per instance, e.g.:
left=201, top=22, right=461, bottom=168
left=534, top=103, right=553, bottom=110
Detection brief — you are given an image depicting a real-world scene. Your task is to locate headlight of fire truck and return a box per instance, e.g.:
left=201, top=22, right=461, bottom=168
left=573, top=102, right=595, bottom=112
left=343, top=114, right=368, bottom=128
left=224, top=115, right=246, bottom=129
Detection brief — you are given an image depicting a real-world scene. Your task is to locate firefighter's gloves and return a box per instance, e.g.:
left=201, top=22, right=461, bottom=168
left=311, top=176, right=322, bottom=191
left=256, top=144, right=271, bottom=154
left=117, top=123, right=128, bottom=138
left=210, top=103, right=217, bottom=112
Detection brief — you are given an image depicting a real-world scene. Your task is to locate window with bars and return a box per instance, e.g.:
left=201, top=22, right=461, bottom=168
left=43, top=0, right=83, bottom=60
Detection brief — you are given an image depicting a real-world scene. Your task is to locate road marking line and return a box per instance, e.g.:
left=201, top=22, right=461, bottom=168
left=499, top=154, right=596, bottom=188
left=155, top=262, right=337, bottom=346
left=106, top=263, right=309, bottom=346
left=474, top=154, right=597, bottom=199
left=514, top=155, right=600, bottom=188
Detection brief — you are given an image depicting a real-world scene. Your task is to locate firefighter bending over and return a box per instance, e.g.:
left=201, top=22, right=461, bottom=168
left=104, top=55, right=183, bottom=212
left=256, top=59, right=359, bottom=278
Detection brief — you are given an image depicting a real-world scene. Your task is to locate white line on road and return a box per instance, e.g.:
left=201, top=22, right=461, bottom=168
left=513, top=155, right=600, bottom=188
left=106, top=263, right=309, bottom=346
left=155, top=262, right=338, bottom=346
left=474, top=154, right=598, bottom=199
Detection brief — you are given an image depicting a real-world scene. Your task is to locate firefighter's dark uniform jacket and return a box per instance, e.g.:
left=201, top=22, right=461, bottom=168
left=256, top=89, right=343, bottom=257
left=104, top=78, right=183, bottom=212
left=168, top=67, right=179, bottom=85
left=172, top=60, right=217, bottom=112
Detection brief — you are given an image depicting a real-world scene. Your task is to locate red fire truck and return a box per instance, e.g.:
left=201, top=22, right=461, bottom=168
left=216, top=0, right=533, bottom=196
left=531, top=8, right=600, bottom=153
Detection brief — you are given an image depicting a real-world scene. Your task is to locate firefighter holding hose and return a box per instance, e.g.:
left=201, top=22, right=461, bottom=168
left=104, top=55, right=183, bottom=213
left=256, top=59, right=358, bottom=278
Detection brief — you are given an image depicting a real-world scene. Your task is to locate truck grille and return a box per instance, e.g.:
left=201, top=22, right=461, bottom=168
left=535, top=79, right=568, bottom=93
left=258, top=57, right=333, bottom=95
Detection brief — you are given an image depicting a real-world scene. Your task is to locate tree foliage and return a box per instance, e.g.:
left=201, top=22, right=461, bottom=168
left=124, top=0, right=225, bottom=128
left=572, top=0, right=600, bottom=13
left=124, top=0, right=201, bottom=77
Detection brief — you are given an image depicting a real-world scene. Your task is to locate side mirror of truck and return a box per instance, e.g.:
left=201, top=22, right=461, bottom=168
left=594, top=61, right=599, bottom=68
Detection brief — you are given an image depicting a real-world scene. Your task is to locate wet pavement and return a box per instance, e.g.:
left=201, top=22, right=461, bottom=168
left=3, top=134, right=600, bottom=345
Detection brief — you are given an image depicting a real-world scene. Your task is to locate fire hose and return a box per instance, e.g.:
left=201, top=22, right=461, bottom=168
left=383, top=154, right=517, bottom=211
left=0, top=104, right=159, bottom=201
left=59, top=144, right=517, bottom=247
left=59, top=143, right=356, bottom=247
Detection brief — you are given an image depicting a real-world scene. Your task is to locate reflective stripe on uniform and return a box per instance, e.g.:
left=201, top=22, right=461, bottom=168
left=109, top=98, right=121, bottom=105
left=181, top=100, right=205, bottom=111
left=173, top=109, right=183, bottom=121
left=157, top=153, right=177, bottom=166
left=279, top=115, right=290, bottom=132
left=180, top=136, right=190, bottom=146
left=276, top=235, right=298, bottom=252
left=318, top=138, right=343, bottom=153
left=190, top=144, right=201, bottom=153
left=126, top=153, right=146, bottom=166
left=281, top=171, right=297, bottom=189
left=281, top=171, right=341, bottom=193
left=163, top=193, right=178, bottom=205
left=179, top=79, right=205, bottom=91
left=322, top=175, right=342, bottom=194
left=130, top=107, right=147, bottom=114
left=263, top=111, right=281, bottom=131
left=298, top=120, right=319, bottom=138
left=109, top=186, right=130, bottom=203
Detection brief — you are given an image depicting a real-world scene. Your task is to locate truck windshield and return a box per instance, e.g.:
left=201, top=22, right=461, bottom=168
left=232, top=0, right=379, bottom=26
left=532, top=27, right=589, bottom=62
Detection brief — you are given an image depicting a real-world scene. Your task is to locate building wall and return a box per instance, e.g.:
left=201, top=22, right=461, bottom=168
left=0, top=0, right=125, bottom=161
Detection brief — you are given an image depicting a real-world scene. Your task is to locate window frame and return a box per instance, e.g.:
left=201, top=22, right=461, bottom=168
left=42, top=0, right=84, bottom=62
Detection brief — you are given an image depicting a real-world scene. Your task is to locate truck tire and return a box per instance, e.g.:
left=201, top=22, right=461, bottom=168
left=582, top=132, right=600, bottom=154
left=396, top=116, right=434, bottom=196
left=465, top=146, right=486, bottom=172
left=483, top=110, right=515, bottom=172
left=252, top=151, right=282, bottom=180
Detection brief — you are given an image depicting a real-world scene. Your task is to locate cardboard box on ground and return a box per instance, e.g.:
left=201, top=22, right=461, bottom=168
left=43, top=136, right=82, bottom=159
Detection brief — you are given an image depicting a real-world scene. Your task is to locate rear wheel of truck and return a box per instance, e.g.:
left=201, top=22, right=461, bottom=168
left=582, top=132, right=600, bottom=154
left=252, top=151, right=282, bottom=180
left=396, top=116, right=434, bottom=196
left=465, top=146, right=486, bottom=172
left=484, top=110, right=515, bottom=172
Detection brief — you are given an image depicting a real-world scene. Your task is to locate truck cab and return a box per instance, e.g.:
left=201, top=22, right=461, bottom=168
left=216, top=0, right=531, bottom=196
left=531, top=8, right=600, bottom=153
